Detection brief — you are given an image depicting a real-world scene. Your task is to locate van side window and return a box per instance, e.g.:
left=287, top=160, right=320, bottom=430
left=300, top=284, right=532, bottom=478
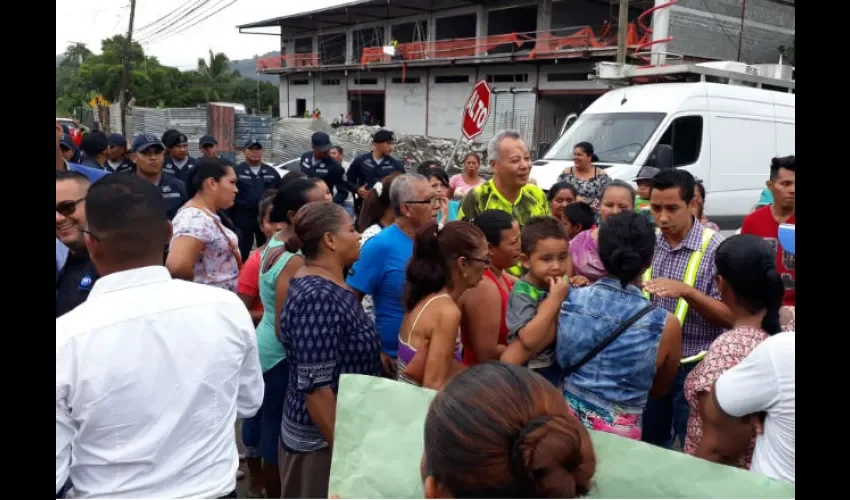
left=657, top=116, right=703, bottom=167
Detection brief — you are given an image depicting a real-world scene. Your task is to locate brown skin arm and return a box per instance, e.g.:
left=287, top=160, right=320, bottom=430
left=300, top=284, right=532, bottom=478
left=683, top=287, right=735, bottom=329
left=565, top=255, right=575, bottom=277
left=237, top=293, right=263, bottom=326
left=459, top=280, right=504, bottom=363
left=650, top=312, right=682, bottom=398
left=422, top=306, right=462, bottom=391
left=274, top=256, right=305, bottom=335
left=694, top=388, right=754, bottom=466
left=350, top=288, right=364, bottom=303
left=166, top=236, right=205, bottom=281
left=500, top=294, right=561, bottom=365
left=305, top=387, right=337, bottom=446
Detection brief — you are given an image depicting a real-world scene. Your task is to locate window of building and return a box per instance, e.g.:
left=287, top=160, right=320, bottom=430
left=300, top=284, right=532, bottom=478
left=486, top=74, right=529, bottom=83
left=290, top=79, right=309, bottom=86
left=546, top=73, right=587, bottom=82
left=354, top=77, right=379, bottom=85
left=321, top=79, right=341, bottom=86
left=391, top=77, right=421, bottom=84
left=434, top=75, right=470, bottom=84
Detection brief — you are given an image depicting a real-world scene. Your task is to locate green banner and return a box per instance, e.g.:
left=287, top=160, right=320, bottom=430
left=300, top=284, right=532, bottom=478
left=329, top=374, right=794, bottom=499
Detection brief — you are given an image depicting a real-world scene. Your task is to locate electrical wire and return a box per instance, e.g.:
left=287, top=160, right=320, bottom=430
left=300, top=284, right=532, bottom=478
left=140, top=0, right=239, bottom=46
left=135, top=0, right=211, bottom=38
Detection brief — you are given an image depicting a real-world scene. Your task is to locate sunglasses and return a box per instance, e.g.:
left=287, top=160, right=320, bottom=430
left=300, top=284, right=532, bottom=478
left=465, top=255, right=491, bottom=265
left=56, top=198, right=85, bottom=217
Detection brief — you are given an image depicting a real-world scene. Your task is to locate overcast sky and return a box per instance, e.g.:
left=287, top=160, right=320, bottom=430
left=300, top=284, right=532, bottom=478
left=56, top=0, right=350, bottom=69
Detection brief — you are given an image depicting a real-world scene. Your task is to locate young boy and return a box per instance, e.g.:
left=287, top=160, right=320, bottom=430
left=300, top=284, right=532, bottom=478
left=563, top=201, right=595, bottom=240
left=633, top=166, right=659, bottom=223
left=505, top=216, right=570, bottom=386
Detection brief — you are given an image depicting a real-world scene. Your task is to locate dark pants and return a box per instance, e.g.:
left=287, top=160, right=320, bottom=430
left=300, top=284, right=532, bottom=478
left=218, top=491, right=237, bottom=499
left=235, top=220, right=267, bottom=261
left=641, top=362, right=697, bottom=448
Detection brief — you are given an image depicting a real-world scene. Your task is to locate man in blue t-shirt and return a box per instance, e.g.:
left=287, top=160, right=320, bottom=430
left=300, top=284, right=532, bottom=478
left=346, top=174, right=437, bottom=370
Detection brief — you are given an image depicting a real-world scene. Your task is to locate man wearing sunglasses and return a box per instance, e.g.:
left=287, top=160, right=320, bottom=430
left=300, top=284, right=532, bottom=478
left=130, top=134, right=188, bottom=220
left=56, top=170, right=99, bottom=317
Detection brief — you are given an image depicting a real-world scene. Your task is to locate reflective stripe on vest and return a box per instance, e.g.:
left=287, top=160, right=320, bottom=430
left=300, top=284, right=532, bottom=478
left=642, top=228, right=715, bottom=325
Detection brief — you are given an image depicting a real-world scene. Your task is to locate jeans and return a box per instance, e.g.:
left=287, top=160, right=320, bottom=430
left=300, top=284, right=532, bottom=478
left=641, top=362, right=697, bottom=448
left=242, top=413, right=263, bottom=459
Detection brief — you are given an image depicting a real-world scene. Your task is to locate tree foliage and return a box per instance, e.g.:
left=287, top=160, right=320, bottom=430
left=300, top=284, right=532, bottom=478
left=56, top=37, right=279, bottom=116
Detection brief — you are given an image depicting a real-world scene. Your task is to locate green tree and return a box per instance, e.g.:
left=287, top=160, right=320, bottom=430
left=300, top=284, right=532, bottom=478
left=196, top=50, right=238, bottom=101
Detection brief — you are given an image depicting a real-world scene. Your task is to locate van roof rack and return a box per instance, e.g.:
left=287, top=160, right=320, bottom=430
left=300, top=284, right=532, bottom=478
left=591, top=61, right=795, bottom=93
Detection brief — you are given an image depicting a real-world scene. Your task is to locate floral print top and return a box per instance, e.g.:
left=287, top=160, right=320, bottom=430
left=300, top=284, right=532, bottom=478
left=683, top=326, right=770, bottom=468
left=170, top=207, right=240, bottom=292
left=557, top=167, right=611, bottom=212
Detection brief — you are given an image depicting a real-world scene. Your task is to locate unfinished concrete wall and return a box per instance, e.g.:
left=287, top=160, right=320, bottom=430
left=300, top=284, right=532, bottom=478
left=668, top=0, right=794, bottom=63
left=435, top=13, right=477, bottom=40
left=427, top=67, right=476, bottom=139
left=314, top=73, right=348, bottom=122
left=288, top=76, right=313, bottom=118
left=279, top=75, right=290, bottom=117
left=385, top=70, right=428, bottom=136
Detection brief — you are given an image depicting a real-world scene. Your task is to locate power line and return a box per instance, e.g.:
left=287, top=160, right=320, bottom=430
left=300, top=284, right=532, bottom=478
left=135, top=0, right=210, bottom=37
left=139, top=0, right=236, bottom=45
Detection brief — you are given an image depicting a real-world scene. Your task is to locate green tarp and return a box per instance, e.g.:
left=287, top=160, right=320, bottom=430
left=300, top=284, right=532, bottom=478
left=329, top=374, right=795, bottom=499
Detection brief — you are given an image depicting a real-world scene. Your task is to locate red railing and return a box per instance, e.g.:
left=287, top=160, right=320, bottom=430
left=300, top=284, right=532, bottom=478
left=256, top=52, right=320, bottom=70
left=632, top=0, right=678, bottom=64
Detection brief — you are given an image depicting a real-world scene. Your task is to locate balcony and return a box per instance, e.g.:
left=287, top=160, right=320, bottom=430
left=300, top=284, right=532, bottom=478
left=256, top=23, right=650, bottom=73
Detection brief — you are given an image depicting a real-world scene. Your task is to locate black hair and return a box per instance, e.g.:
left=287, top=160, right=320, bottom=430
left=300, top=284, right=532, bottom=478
left=188, top=157, right=234, bottom=198
left=650, top=168, right=695, bottom=204
left=285, top=201, right=350, bottom=258
left=547, top=182, right=578, bottom=202
left=330, top=145, right=343, bottom=156
left=56, top=169, right=90, bottom=184
left=269, top=177, right=321, bottom=223
left=258, top=189, right=278, bottom=224
left=574, top=141, right=599, bottom=163
left=715, top=235, right=785, bottom=335
left=598, top=211, right=656, bottom=288
left=601, top=179, right=637, bottom=209
left=357, top=171, right=400, bottom=232
left=564, top=202, right=595, bottom=231
left=469, top=209, right=515, bottom=246
left=279, top=170, right=309, bottom=188
left=769, top=155, right=795, bottom=180
left=80, top=131, right=108, bottom=157
left=694, top=181, right=706, bottom=200
left=520, top=216, right=568, bottom=255
left=426, top=167, right=450, bottom=188
left=405, top=221, right=486, bottom=311
left=84, top=173, right=169, bottom=261
left=417, top=160, right=440, bottom=176
left=462, top=152, right=481, bottom=165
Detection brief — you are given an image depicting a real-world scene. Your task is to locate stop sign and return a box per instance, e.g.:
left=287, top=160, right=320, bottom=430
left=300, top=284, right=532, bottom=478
left=461, top=80, right=492, bottom=140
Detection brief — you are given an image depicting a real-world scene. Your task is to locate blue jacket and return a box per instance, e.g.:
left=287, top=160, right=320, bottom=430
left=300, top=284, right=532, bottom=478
left=162, top=155, right=197, bottom=184
left=230, top=162, right=281, bottom=222
left=299, top=152, right=349, bottom=204
left=66, top=161, right=109, bottom=183
left=345, top=152, right=405, bottom=194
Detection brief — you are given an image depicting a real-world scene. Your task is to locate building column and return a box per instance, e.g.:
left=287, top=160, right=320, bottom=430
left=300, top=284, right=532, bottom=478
left=346, top=29, right=354, bottom=64
left=475, top=5, right=487, bottom=57
left=285, top=40, right=295, bottom=68
left=427, top=14, right=437, bottom=58
left=312, top=35, right=319, bottom=65
left=536, top=0, right=552, bottom=51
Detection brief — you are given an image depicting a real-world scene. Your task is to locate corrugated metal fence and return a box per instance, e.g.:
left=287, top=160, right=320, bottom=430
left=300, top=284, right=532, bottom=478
left=269, top=119, right=372, bottom=165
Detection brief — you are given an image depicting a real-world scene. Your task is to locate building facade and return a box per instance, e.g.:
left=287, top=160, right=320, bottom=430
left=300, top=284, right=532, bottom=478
left=240, top=0, right=794, bottom=145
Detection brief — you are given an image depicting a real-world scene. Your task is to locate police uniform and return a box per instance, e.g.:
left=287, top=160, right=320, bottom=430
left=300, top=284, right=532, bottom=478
left=230, top=141, right=281, bottom=259
left=301, top=132, right=349, bottom=204
left=162, top=155, right=197, bottom=184
left=105, top=158, right=136, bottom=174
left=56, top=251, right=98, bottom=317
left=158, top=173, right=189, bottom=220
left=346, top=151, right=404, bottom=213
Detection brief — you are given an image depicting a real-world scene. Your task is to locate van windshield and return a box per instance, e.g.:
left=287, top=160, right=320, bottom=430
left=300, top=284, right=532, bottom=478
left=544, top=112, right=666, bottom=165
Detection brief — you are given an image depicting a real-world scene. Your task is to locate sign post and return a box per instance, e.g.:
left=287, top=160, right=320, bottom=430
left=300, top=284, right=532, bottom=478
left=444, top=80, right=492, bottom=169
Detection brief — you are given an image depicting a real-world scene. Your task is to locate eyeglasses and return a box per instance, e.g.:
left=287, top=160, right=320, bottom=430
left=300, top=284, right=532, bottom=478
left=465, top=255, right=491, bottom=265
left=404, top=198, right=440, bottom=206
left=56, top=198, right=85, bottom=217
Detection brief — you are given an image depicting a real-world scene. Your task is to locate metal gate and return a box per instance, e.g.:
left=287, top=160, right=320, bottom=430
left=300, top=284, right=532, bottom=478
left=477, top=89, right=536, bottom=149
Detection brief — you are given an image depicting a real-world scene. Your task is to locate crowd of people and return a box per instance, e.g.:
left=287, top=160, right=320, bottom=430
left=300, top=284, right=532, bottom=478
left=56, top=119, right=795, bottom=498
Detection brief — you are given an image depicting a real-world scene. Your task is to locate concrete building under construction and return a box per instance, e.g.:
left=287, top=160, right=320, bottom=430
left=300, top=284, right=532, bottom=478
left=239, top=0, right=795, bottom=146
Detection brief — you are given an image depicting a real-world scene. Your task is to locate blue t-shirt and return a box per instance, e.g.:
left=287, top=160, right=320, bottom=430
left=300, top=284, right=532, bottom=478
left=67, top=162, right=109, bottom=183
left=757, top=188, right=773, bottom=206
left=346, top=224, right=412, bottom=357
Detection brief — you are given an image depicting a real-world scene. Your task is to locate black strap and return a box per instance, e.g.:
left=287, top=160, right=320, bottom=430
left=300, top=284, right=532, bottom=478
left=563, top=304, right=656, bottom=377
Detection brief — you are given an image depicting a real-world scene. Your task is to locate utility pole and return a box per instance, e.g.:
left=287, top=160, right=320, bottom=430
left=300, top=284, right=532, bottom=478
left=616, top=0, right=630, bottom=64
left=120, top=0, right=137, bottom=137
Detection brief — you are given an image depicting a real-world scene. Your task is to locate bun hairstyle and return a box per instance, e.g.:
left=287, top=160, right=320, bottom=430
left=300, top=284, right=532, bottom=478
left=188, top=157, right=233, bottom=198
left=426, top=167, right=450, bottom=188
left=463, top=152, right=481, bottom=165
left=269, top=177, right=321, bottom=224
left=424, top=362, right=596, bottom=498
left=547, top=182, right=578, bottom=203
left=715, top=234, right=785, bottom=334
left=357, top=171, right=401, bottom=232
left=598, top=211, right=656, bottom=288
left=600, top=179, right=637, bottom=209
left=574, top=141, right=599, bottom=163
left=257, top=188, right=278, bottom=224
left=469, top=209, right=515, bottom=246
left=404, top=221, right=485, bottom=311
left=417, top=160, right=440, bottom=176
left=284, top=201, right=349, bottom=258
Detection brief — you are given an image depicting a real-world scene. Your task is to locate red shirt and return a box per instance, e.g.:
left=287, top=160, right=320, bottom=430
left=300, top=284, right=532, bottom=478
left=740, top=206, right=795, bottom=306
left=461, top=269, right=513, bottom=366
left=236, top=250, right=264, bottom=313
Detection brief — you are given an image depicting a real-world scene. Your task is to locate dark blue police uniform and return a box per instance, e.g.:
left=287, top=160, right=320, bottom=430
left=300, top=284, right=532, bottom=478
left=158, top=173, right=189, bottom=220
left=299, top=152, right=348, bottom=204
left=105, top=158, right=136, bottom=174
left=56, top=251, right=98, bottom=317
left=162, top=155, right=197, bottom=184
left=230, top=161, right=281, bottom=259
left=346, top=152, right=405, bottom=212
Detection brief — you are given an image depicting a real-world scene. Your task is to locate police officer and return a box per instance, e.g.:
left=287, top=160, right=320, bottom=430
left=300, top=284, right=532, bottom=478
left=301, top=132, right=349, bottom=205
left=130, top=134, right=188, bottom=220
left=161, top=129, right=197, bottom=183
left=105, top=133, right=135, bottom=173
left=231, top=139, right=281, bottom=259
left=346, top=129, right=405, bottom=213
left=79, top=131, right=109, bottom=170
left=59, top=133, right=81, bottom=164
left=199, top=135, right=235, bottom=166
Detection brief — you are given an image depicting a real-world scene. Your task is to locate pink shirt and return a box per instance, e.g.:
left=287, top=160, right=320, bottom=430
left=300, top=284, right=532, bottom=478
left=449, top=174, right=485, bottom=198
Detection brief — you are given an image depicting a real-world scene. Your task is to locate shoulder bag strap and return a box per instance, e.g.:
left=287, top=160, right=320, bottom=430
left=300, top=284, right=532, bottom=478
left=197, top=207, right=244, bottom=270
left=563, top=304, right=656, bottom=377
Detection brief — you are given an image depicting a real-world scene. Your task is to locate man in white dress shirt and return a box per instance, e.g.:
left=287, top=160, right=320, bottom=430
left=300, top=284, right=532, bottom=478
left=56, top=174, right=265, bottom=498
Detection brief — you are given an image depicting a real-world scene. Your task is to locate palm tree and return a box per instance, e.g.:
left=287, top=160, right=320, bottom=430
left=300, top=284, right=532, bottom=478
left=196, top=50, right=238, bottom=101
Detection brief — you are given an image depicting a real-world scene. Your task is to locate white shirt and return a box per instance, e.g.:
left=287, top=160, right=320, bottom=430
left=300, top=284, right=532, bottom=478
left=56, top=266, right=264, bottom=498
left=715, top=331, right=795, bottom=483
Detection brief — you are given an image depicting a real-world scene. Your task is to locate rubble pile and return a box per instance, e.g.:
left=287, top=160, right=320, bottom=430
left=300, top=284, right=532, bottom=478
left=333, top=125, right=490, bottom=175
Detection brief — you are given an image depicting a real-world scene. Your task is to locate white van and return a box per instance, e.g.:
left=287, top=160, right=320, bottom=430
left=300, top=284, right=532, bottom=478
left=530, top=79, right=795, bottom=229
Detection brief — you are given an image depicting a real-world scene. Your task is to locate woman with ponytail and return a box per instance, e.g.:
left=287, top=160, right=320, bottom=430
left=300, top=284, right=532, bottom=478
left=397, top=221, right=489, bottom=389
left=683, top=234, right=785, bottom=468
left=278, top=201, right=381, bottom=498
left=422, top=362, right=596, bottom=498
